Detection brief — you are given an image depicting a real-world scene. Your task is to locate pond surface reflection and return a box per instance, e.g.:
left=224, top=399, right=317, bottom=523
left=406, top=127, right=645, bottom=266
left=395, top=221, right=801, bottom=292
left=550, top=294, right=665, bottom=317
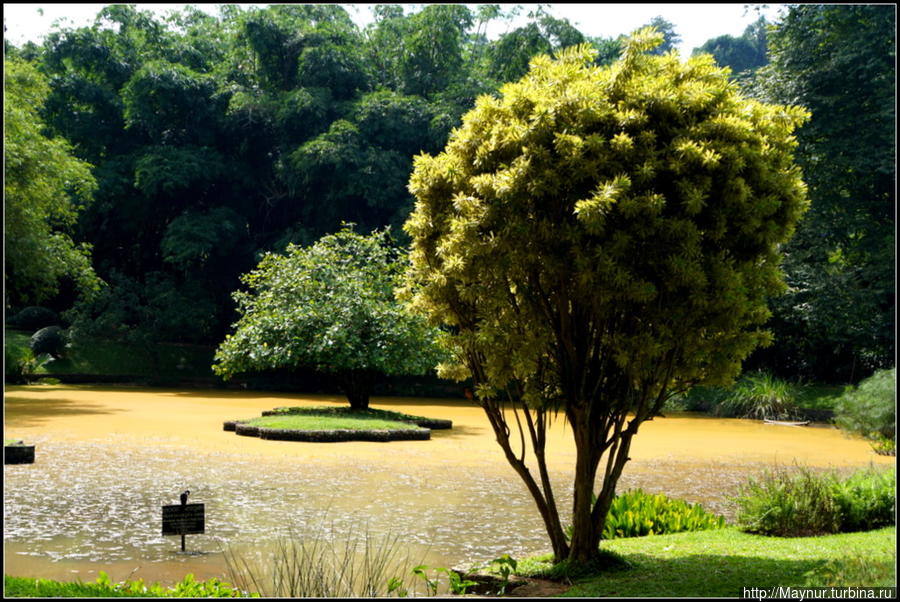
left=4, top=385, right=890, bottom=587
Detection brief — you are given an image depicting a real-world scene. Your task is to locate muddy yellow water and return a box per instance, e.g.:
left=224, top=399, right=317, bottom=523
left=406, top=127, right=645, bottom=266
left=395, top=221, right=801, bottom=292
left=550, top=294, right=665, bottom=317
left=4, top=385, right=891, bottom=588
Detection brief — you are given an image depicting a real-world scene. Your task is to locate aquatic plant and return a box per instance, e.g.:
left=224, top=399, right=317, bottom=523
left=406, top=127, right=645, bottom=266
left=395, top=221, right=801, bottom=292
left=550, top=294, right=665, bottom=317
left=601, top=490, right=725, bottom=540
left=714, top=371, right=802, bottom=420
left=564, top=489, right=726, bottom=542
left=224, top=526, right=420, bottom=598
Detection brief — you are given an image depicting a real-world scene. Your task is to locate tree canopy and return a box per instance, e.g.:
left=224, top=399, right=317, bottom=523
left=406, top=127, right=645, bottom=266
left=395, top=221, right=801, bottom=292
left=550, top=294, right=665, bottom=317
left=752, top=4, right=895, bottom=381
left=4, top=57, right=100, bottom=306
left=4, top=4, right=889, bottom=391
left=213, top=228, right=444, bottom=409
left=693, top=17, right=768, bottom=79
left=402, top=31, right=809, bottom=564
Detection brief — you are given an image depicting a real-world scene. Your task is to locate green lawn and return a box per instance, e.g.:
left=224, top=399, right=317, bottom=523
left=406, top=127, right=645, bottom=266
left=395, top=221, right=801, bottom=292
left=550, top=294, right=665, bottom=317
left=4, top=573, right=248, bottom=598
left=3, top=576, right=157, bottom=598
left=522, top=527, right=896, bottom=597
left=268, top=405, right=450, bottom=426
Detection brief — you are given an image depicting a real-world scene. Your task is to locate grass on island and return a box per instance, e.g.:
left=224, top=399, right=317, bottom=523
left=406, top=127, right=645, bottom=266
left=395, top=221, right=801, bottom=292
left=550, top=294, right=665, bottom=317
left=243, top=412, right=420, bottom=432
left=268, top=405, right=440, bottom=424
left=514, top=526, right=896, bottom=597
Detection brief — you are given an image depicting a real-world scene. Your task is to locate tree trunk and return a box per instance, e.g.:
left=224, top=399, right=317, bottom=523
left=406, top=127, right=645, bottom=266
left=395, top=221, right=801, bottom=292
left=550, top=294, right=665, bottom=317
left=568, top=409, right=604, bottom=565
left=480, top=394, right=570, bottom=562
left=347, top=389, right=370, bottom=410
left=589, top=427, right=636, bottom=562
left=339, top=370, right=375, bottom=410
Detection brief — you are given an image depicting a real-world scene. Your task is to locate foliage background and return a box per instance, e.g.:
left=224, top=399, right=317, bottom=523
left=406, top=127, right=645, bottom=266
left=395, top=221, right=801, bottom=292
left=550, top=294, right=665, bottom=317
left=4, top=4, right=894, bottom=387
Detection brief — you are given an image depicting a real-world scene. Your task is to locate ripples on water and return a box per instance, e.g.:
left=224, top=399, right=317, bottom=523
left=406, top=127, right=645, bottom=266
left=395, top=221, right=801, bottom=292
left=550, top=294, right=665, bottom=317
left=4, top=434, right=767, bottom=585
left=4, top=438, right=558, bottom=572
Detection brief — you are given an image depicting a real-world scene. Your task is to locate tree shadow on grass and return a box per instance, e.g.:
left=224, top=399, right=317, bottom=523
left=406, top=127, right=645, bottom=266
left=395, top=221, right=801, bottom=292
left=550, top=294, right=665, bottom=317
left=565, top=553, right=847, bottom=598
left=3, top=397, right=122, bottom=428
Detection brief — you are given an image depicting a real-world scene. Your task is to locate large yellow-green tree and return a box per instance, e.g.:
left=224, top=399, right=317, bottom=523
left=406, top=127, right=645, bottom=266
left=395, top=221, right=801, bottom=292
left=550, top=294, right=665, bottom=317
left=401, top=31, right=809, bottom=565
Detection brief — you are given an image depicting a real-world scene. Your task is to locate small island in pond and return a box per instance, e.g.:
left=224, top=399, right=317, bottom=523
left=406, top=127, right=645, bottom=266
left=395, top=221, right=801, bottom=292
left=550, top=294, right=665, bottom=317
left=223, top=406, right=452, bottom=442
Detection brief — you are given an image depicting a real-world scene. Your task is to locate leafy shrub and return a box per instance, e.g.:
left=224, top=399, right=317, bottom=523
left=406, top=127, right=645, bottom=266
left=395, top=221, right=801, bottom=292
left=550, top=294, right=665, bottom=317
left=734, top=466, right=896, bottom=536
left=834, top=367, right=896, bottom=442
left=565, top=489, right=726, bottom=542
left=870, top=436, right=895, bottom=456
left=830, top=468, right=896, bottom=532
left=714, top=371, right=802, bottom=420
left=5, top=346, right=33, bottom=384
left=665, top=387, right=728, bottom=412
left=29, top=325, right=66, bottom=358
left=7, top=306, right=60, bottom=330
left=735, top=466, right=840, bottom=536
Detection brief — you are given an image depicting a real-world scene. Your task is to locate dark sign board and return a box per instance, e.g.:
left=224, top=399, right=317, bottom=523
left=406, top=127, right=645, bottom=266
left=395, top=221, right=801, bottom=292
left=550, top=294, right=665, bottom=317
left=162, top=503, right=205, bottom=536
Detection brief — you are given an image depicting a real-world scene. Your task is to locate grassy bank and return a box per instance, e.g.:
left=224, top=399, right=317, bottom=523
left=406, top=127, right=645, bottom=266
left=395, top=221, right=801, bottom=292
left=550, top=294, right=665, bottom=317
left=8, top=528, right=893, bottom=598
left=516, top=526, right=895, bottom=597
left=3, top=572, right=250, bottom=598
left=5, top=328, right=215, bottom=382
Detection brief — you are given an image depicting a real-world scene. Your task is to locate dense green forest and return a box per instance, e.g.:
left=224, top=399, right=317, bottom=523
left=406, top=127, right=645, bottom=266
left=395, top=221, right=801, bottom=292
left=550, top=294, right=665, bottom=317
left=4, top=4, right=895, bottom=384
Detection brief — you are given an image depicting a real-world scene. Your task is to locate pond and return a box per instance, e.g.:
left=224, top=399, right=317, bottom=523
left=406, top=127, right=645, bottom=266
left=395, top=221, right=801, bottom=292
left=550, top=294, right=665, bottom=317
left=4, top=385, right=891, bottom=589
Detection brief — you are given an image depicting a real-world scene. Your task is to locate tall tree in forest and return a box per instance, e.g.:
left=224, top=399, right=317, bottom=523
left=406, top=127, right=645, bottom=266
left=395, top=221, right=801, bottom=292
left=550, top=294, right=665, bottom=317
left=694, top=17, right=768, bottom=78
left=402, top=33, right=809, bottom=565
left=485, top=7, right=585, bottom=84
left=17, top=3, right=627, bottom=347
left=642, top=16, right=680, bottom=54
left=754, top=4, right=895, bottom=381
left=37, top=5, right=254, bottom=342
left=4, top=57, right=100, bottom=307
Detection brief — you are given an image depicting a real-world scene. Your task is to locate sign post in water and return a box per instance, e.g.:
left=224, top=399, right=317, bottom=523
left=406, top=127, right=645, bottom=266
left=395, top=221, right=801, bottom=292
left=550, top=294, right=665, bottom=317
left=162, top=490, right=204, bottom=552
